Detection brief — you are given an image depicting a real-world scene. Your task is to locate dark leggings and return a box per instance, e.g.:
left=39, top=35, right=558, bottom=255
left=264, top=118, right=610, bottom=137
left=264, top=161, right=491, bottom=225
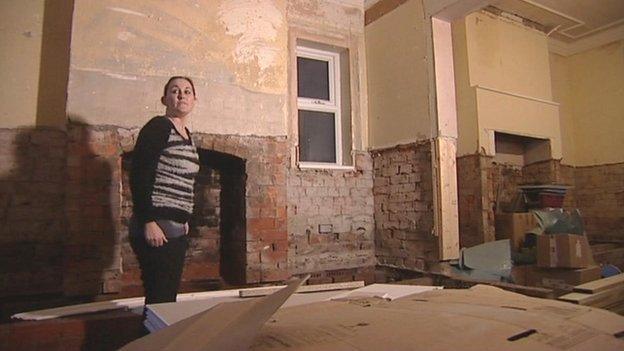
left=130, top=232, right=188, bottom=305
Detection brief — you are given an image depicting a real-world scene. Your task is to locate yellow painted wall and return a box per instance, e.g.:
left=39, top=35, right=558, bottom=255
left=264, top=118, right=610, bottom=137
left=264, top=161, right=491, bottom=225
left=0, top=0, right=44, bottom=128
left=0, top=0, right=73, bottom=128
left=464, top=11, right=552, bottom=100
left=366, top=0, right=433, bottom=149
left=550, top=41, right=624, bottom=166
left=549, top=52, right=575, bottom=165
left=452, top=17, right=478, bottom=156
left=453, top=11, right=561, bottom=158
left=476, top=87, right=561, bottom=158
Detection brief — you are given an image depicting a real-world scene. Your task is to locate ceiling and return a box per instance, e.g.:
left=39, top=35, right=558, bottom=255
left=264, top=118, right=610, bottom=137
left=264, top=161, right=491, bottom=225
left=493, top=0, right=624, bottom=43
left=365, top=0, right=624, bottom=53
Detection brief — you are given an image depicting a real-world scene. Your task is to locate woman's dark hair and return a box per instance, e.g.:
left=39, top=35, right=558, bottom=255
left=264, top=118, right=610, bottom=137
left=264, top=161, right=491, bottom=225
left=163, top=76, right=196, bottom=97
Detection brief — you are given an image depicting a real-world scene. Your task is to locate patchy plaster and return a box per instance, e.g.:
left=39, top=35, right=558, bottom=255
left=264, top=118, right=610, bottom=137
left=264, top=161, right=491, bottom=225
left=219, top=0, right=283, bottom=71
left=68, top=0, right=288, bottom=133
left=218, top=0, right=287, bottom=94
left=287, top=0, right=364, bottom=35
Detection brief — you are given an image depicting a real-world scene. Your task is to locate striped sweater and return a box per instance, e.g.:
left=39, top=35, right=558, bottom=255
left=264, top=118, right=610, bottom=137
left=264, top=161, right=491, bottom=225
left=130, top=116, right=200, bottom=224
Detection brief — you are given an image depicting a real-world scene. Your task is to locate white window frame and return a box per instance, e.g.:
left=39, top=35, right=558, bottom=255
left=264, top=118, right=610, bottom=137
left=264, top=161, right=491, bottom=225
left=296, top=46, right=343, bottom=167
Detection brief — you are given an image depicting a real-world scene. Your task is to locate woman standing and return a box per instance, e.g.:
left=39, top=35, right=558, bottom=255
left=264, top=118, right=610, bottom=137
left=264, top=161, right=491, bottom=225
left=130, top=76, right=200, bottom=305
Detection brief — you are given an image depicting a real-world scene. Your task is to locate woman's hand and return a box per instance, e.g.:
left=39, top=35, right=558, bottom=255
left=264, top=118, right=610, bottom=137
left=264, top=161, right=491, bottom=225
left=184, top=222, right=189, bottom=235
left=145, top=221, right=168, bottom=247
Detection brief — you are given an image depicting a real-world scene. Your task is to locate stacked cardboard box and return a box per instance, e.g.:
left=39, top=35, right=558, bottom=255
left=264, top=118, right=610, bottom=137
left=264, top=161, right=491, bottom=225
left=512, top=235, right=598, bottom=291
left=495, top=212, right=538, bottom=250
left=499, top=211, right=600, bottom=291
left=512, top=265, right=601, bottom=291
left=537, top=234, right=594, bottom=268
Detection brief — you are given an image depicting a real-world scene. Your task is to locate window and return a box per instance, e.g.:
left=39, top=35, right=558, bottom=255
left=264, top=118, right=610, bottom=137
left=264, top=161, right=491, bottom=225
left=296, top=43, right=352, bottom=168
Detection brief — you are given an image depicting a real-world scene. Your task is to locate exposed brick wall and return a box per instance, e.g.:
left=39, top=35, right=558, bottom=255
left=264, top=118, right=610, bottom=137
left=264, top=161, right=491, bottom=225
left=193, top=134, right=290, bottom=283
left=287, top=151, right=375, bottom=275
left=0, top=128, right=67, bottom=298
left=372, top=142, right=437, bottom=270
left=575, top=162, right=624, bottom=241
left=101, top=129, right=292, bottom=290
left=490, top=163, right=523, bottom=211
left=295, top=266, right=376, bottom=285
left=457, top=155, right=622, bottom=247
left=519, top=160, right=623, bottom=241
left=522, top=160, right=576, bottom=209
left=120, top=154, right=224, bottom=291
left=0, top=123, right=375, bottom=308
left=457, top=154, right=494, bottom=248
left=1, top=124, right=293, bottom=311
left=65, top=124, right=125, bottom=296
left=457, top=156, right=576, bottom=248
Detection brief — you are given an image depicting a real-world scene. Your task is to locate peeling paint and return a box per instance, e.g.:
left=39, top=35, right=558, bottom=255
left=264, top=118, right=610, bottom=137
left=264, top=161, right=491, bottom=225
left=218, top=0, right=284, bottom=84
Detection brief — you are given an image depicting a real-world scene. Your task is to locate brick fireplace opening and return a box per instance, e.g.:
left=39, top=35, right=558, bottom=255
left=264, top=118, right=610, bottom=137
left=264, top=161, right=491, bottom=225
left=195, top=149, right=246, bottom=285
left=121, top=148, right=248, bottom=290
left=119, top=133, right=290, bottom=294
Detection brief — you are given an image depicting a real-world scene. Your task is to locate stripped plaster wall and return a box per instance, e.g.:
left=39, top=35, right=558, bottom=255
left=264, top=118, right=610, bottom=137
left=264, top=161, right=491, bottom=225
left=67, top=0, right=288, bottom=136
left=67, top=0, right=374, bottom=280
left=0, top=0, right=375, bottom=310
left=286, top=0, right=375, bottom=278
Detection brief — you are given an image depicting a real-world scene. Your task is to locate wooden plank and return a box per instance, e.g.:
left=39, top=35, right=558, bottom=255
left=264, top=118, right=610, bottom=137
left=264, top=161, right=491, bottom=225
left=239, top=281, right=365, bottom=298
left=573, top=273, right=624, bottom=294
left=558, top=292, right=589, bottom=304
left=488, top=281, right=556, bottom=300
left=433, top=137, right=460, bottom=260
left=365, top=0, right=409, bottom=25
left=559, top=285, right=624, bottom=308
left=425, top=263, right=556, bottom=299
left=13, top=288, right=249, bottom=321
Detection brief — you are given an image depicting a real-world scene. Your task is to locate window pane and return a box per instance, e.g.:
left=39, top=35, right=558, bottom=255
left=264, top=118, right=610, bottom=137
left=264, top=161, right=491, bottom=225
left=298, top=110, right=336, bottom=163
left=297, top=57, right=330, bottom=100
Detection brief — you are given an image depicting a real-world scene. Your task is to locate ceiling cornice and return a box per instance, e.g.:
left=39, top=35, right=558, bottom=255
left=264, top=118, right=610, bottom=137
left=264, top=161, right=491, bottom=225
left=549, top=23, right=624, bottom=57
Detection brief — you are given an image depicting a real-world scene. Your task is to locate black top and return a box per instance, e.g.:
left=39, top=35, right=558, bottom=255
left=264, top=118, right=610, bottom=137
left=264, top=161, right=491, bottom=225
left=130, top=116, right=200, bottom=224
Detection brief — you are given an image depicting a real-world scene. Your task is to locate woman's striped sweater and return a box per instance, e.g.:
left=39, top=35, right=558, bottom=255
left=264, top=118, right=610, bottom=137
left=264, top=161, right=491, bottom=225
left=130, top=116, right=200, bottom=224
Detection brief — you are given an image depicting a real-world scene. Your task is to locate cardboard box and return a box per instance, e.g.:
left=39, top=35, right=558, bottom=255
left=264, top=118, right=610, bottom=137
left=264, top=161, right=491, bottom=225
left=514, top=265, right=601, bottom=290
left=537, top=234, right=594, bottom=268
left=495, top=212, right=538, bottom=250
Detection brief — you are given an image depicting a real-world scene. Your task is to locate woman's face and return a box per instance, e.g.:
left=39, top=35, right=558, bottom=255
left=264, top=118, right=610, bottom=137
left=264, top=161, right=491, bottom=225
left=162, top=78, right=196, bottom=117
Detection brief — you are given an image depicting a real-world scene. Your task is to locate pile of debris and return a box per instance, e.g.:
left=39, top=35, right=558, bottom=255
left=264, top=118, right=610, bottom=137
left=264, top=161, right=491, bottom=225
left=455, top=183, right=624, bottom=315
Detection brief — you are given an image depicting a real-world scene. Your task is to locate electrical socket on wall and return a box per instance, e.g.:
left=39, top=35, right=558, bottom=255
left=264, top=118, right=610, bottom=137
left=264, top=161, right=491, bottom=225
left=318, top=224, right=333, bottom=234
